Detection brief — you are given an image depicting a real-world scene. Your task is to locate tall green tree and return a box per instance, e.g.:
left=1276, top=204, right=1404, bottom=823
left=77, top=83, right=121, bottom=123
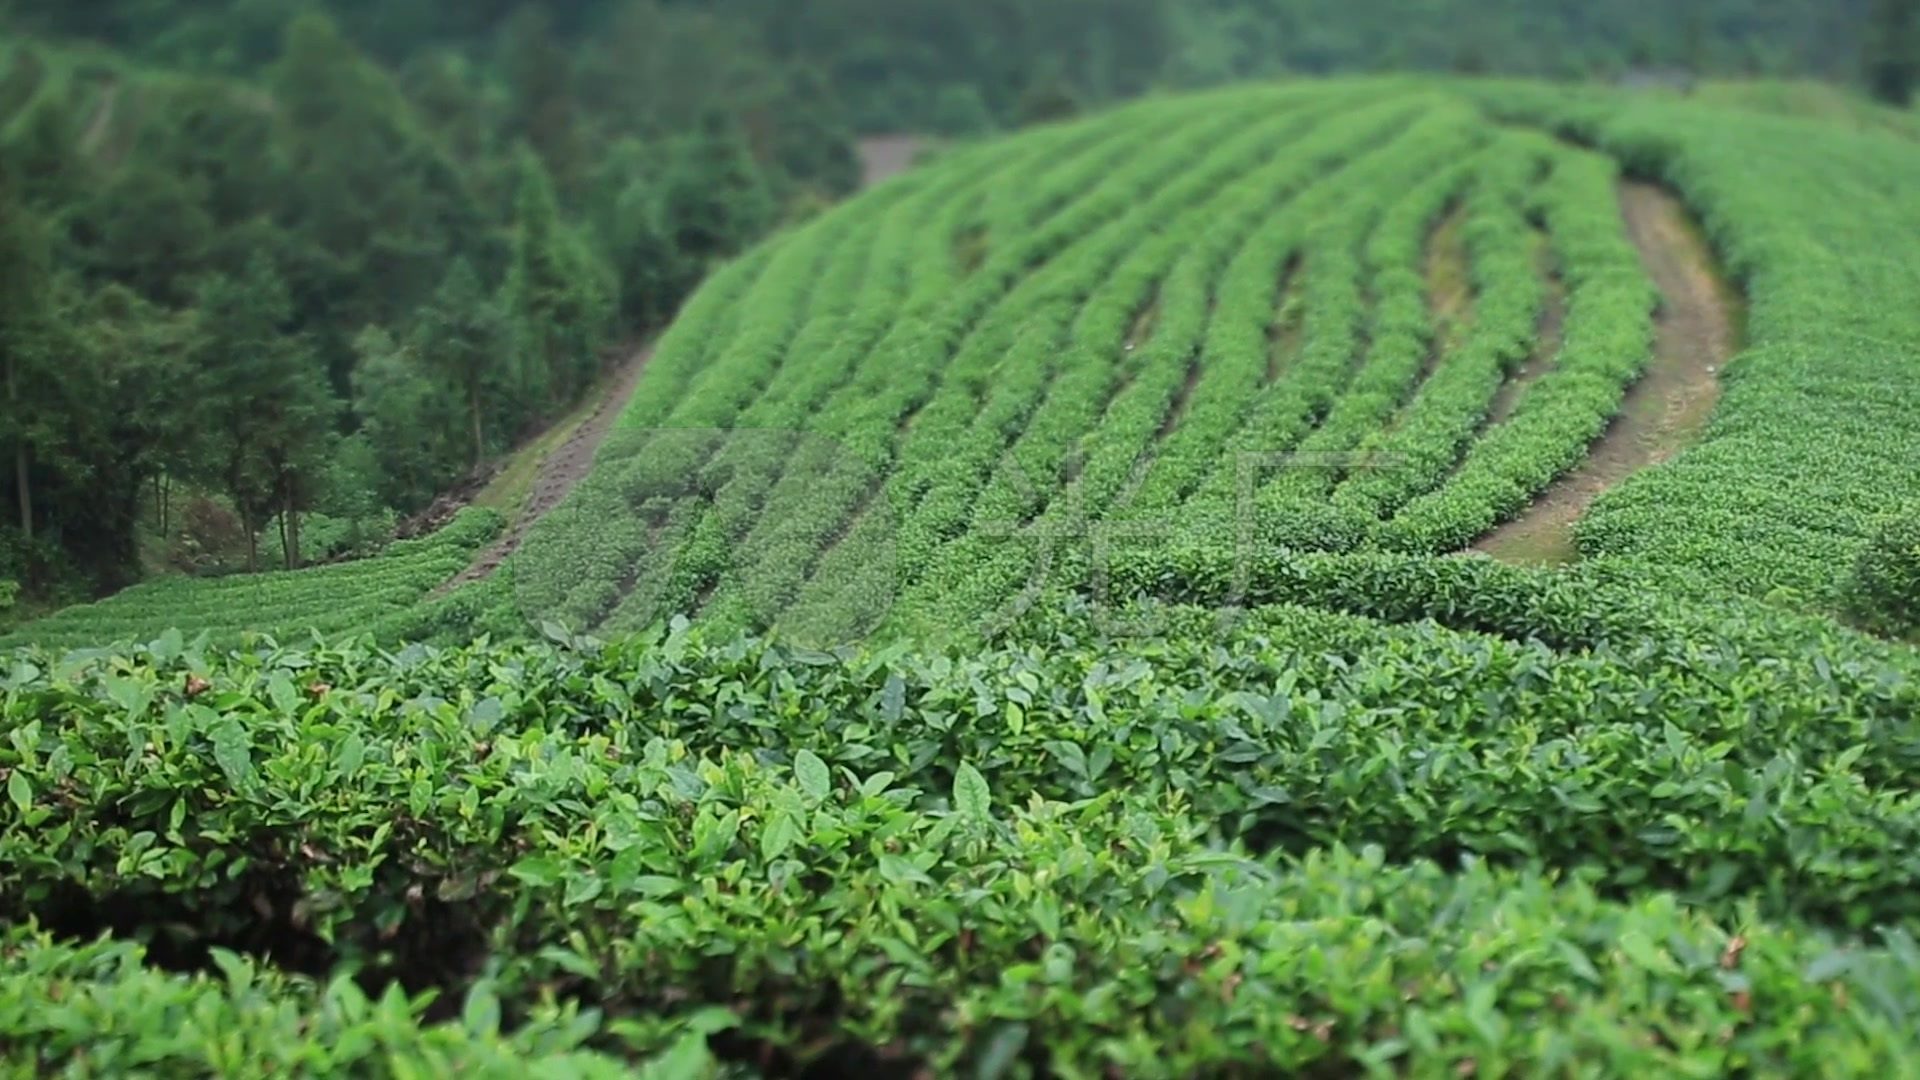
left=1867, top=0, right=1920, bottom=105
left=60, top=285, right=200, bottom=583
left=269, top=10, right=487, bottom=373
left=412, top=258, right=505, bottom=469
left=502, top=148, right=615, bottom=412
left=657, top=119, right=776, bottom=266
left=350, top=327, right=462, bottom=511
left=0, top=160, right=51, bottom=548
left=192, top=255, right=334, bottom=571
left=500, top=5, right=583, bottom=193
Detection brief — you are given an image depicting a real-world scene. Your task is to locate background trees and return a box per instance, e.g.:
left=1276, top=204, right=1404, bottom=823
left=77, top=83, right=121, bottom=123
left=1866, top=0, right=1920, bottom=104
left=0, top=3, right=836, bottom=598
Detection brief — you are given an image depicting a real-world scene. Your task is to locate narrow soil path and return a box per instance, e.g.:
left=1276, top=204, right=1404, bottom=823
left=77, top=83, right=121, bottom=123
left=857, top=136, right=923, bottom=188
left=437, top=346, right=656, bottom=592
left=1264, top=260, right=1303, bottom=386
left=1425, top=202, right=1472, bottom=351
left=435, top=139, right=922, bottom=593
left=1473, top=181, right=1735, bottom=564
left=1485, top=231, right=1566, bottom=427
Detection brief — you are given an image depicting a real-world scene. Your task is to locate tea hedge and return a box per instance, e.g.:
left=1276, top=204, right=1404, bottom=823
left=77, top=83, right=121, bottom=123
left=0, top=926, right=714, bottom=1078
left=16, top=74, right=1920, bottom=641
left=0, top=510, right=503, bottom=652
left=7, top=622, right=1920, bottom=1074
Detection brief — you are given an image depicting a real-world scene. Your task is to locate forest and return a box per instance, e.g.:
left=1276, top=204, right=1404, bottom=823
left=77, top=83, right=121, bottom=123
left=0, top=0, right=1909, bottom=612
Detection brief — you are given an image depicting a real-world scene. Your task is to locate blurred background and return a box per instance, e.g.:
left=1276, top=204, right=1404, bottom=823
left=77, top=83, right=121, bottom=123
left=0, top=0, right=1911, bottom=613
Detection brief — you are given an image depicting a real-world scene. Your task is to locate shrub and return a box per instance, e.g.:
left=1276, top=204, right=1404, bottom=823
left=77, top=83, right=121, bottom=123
left=1844, top=506, right=1920, bottom=635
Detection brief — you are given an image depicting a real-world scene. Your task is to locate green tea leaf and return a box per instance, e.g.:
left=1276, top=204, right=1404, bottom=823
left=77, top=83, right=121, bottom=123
left=795, top=750, right=831, bottom=801
left=266, top=672, right=299, bottom=715
left=761, top=810, right=804, bottom=861
left=509, top=856, right=565, bottom=888
left=881, top=674, right=907, bottom=723
left=954, top=761, right=991, bottom=818
left=211, top=718, right=254, bottom=788
left=336, top=733, right=365, bottom=776
left=462, top=982, right=501, bottom=1036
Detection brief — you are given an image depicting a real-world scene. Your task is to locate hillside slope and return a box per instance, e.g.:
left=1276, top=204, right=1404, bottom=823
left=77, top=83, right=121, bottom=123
left=15, top=76, right=1920, bottom=649
left=373, top=77, right=1920, bottom=648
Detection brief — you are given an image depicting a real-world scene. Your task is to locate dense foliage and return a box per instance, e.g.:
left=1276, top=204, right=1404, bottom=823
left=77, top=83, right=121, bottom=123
left=1, top=0, right=1913, bottom=606
left=1843, top=507, right=1920, bottom=635
left=8, top=40, right=1920, bottom=1073
left=220, top=75, right=1870, bottom=648
left=7, top=602, right=1920, bottom=1073
left=0, top=509, right=501, bottom=651
left=0, top=8, right=853, bottom=599
left=6, top=1, right=1898, bottom=127
left=11, top=71, right=1920, bottom=647
left=1471, top=82, right=1920, bottom=603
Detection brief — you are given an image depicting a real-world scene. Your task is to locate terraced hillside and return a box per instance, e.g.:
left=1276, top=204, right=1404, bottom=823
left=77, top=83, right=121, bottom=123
left=11, top=78, right=1918, bottom=649
left=381, top=77, right=1914, bottom=648
left=9, top=78, right=1920, bottom=1075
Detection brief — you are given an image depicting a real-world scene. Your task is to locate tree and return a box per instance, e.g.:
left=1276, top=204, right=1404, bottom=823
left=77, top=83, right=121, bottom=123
left=269, top=11, right=487, bottom=372
left=191, top=256, right=335, bottom=571
left=350, top=328, right=462, bottom=511
left=1867, top=0, right=1920, bottom=105
left=657, top=119, right=777, bottom=265
left=502, top=148, right=615, bottom=412
left=61, top=284, right=200, bottom=584
left=0, top=160, right=52, bottom=548
left=412, top=259, right=505, bottom=469
left=500, top=5, right=583, bottom=193
left=588, top=138, right=699, bottom=330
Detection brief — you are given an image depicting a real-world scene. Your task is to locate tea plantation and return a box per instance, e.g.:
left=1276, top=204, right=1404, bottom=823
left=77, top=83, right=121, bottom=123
left=8, top=78, right=1920, bottom=1075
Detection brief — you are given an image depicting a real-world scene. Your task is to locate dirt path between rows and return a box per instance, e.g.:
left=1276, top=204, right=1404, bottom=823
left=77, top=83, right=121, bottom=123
left=1485, top=231, right=1566, bottom=427
left=436, top=346, right=656, bottom=592
left=437, top=140, right=926, bottom=593
left=1473, top=181, right=1735, bottom=564
left=857, top=136, right=923, bottom=188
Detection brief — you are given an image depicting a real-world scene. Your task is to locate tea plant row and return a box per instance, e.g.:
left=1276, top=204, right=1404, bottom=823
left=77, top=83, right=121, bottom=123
left=6, top=609, right=1920, bottom=1073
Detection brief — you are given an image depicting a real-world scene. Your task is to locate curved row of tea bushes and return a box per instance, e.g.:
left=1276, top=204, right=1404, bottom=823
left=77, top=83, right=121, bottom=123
left=1381, top=141, right=1657, bottom=553
left=1333, top=130, right=1552, bottom=521
left=723, top=100, right=1298, bottom=635
left=1255, top=151, right=1475, bottom=508
left=883, top=99, right=1441, bottom=635
left=1178, top=102, right=1486, bottom=523
left=1477, top=83, right=1920, bottom=605
left=0, top=510, right=503, bottom=651
left=704, top=88, right=1397, bottom=639
left=505, top=124, right=1069, bottom=631
left=894, top=103, right=1489, bottom=637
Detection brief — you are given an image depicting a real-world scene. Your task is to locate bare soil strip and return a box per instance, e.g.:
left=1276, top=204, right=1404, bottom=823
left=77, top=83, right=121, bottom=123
left=1124, top=293, right=1162, bottom=352
left=857, top=136, right=923, bottom=188
left=1155, top=355, right=1206, bottom=441
left=1264, top=259, right=1304, bottom=386
left=432, top=141, right=926, bottom=594
left=1473, top=181, right=1735, bottom=564
left=1425, top=202, right=1472, bottom=351
left=436, top=345, right=656, bottom=592
left=1485, top=230, right=1566, bottom=427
